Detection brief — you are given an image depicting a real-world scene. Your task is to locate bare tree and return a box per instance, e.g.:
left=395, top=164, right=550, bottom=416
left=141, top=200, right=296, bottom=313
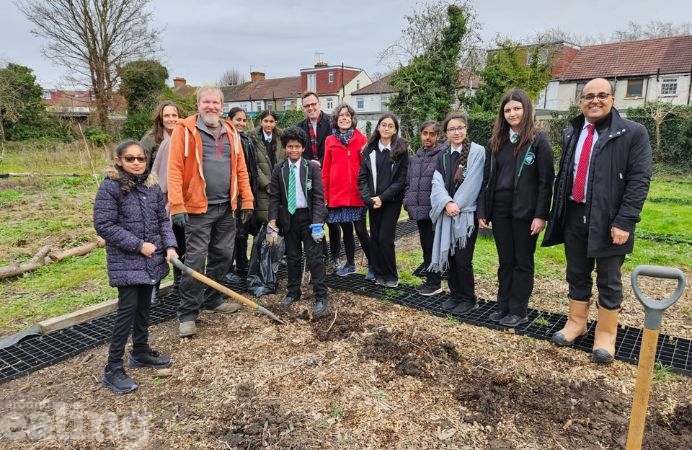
left=377, top=0, right=483, bottom=75
left=530, top=27, right=596, bottom=46
left=16, top=0, right=160, bottom=129
left=219, top=68, right=247, bottom=86
left=611, top=20, right=692, bottom=42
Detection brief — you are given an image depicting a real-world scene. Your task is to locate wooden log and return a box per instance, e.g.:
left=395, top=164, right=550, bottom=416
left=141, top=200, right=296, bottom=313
left=47, top=238, right=105, bottom=262
left=38, top=299, right=119, bottom=334
left=0, top=246, right=51, bottom=280
left=0, top=172, right=82, bottom=178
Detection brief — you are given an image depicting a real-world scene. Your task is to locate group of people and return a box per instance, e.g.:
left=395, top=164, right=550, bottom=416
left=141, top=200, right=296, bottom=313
left=93, top=77, right=652, bottom=395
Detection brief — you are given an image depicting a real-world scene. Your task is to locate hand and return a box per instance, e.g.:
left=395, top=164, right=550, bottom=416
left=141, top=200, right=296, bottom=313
left=611, top=226, right=630, bottom=245
left=240, top=209, right=253, bottom=224
left=371, top=196, right=382, bottom=209
left=478, top=218, right=490, bottom=228
left=166, top=248, right=178, bottom=263
left=172, top=213, right=188, bottom=228
left=310, top=223, right=324, bottom=243
left=140, top=242, right=156, bottom=258
left=530, top=218, right=546, bottom=236
left=266, top=222, right=279, bottom=247
left=444, top=201, right=460, bottom=217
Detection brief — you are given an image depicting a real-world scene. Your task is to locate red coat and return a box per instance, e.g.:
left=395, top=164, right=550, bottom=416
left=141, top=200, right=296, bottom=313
left=322, top=129, right=367, bottom=208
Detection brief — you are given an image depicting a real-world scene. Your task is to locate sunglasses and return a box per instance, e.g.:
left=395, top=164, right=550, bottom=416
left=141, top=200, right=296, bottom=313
left=121, top=155, right=147, bottom=163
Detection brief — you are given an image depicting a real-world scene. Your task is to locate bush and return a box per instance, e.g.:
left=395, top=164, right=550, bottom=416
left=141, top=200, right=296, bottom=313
left=84, top=127, right=111, bottom=146
left=467, top=111, right=495, bottom=146
left=120, top=109, right=152, bottom=140
left=627, top=105, right=692, bottom=166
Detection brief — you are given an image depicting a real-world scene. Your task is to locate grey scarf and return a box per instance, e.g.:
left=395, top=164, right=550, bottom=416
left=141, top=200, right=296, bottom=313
left=428, top=142, right=485, bottom=272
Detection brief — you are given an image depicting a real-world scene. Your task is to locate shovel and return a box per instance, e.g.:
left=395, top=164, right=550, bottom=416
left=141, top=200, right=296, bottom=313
left=170, top=256, right=285, bottom=325
left=625, top=265, right=686, bottom=450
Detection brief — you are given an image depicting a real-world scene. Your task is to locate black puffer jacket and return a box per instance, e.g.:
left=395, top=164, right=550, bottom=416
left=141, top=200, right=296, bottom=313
left=404, top=142, right=445, bottom=220
left=542, top=108, right=652, bottom=258
left=358, top=138, right=410, bottom=207
left=93, top=167, right=177, bottom=287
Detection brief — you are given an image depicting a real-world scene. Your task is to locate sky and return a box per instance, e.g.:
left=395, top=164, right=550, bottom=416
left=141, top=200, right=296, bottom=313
left=1, top=0, right=691, bottom=89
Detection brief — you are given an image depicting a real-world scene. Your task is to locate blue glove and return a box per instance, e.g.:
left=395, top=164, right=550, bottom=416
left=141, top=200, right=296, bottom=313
left=172, top=213, right=188, bottom=228
left=310, top=223, right=324, bottom=243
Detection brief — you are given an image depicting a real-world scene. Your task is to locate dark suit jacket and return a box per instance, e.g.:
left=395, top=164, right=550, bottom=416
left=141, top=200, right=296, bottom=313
left=297, top=112, right=331, bottom=164
left=268, top=157, right=326, bottom=233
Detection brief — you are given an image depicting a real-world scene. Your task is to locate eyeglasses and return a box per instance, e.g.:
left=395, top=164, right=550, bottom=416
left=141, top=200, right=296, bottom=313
left=121, top=155, right=147, bottom=163
left=580, top=92, right=612, bottom=101
left=446, top=126, right=467, bottom=134
left=302, top=102, right=318, bottom=109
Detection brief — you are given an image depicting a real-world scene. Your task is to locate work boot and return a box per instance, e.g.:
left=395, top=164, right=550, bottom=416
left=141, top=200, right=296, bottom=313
left=551, top=299, right=592, bottom=346
left=313, top=296, right=329, bottom=316
left=103, top=363, right=138, bottom=395
left=592, top=305, right=620, bottom=363
left=179, top=320, right=196, bottom=338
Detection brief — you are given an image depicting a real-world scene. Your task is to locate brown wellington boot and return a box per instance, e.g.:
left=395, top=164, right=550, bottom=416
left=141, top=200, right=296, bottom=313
left=592, top=306, right=620, bottom=363
left=551, top=299, right=591, bottom=346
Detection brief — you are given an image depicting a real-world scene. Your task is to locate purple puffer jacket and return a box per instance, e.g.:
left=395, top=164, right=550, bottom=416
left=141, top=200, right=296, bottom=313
left=403, top=142, right=445, bottom=220
left=94, top=167, right=177, bottom=287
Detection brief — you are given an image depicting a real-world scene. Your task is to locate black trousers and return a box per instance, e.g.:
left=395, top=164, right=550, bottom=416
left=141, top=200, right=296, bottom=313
left=331, top=220, right=371, bottom=265
left=108, top=285, right=153, bottom=367
left=232, top=216, right=250, bottom=272
left=326, top=222, right=342, bottom=260
left=491, top=197, right=538, bottom=317
left=417, top=219, right=441, bottom=286
left=447, top=221, right=479, bottom=302
left=368, top=201, right=401, bottom=283
left=285, top=209, right=327, bottom=299
left=564, top=201, right=625, bottom=310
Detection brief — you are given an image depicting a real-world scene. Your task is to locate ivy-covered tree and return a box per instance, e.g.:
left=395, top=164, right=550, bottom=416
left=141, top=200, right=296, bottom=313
left=118, top=60, right=169, bottom=139
left=388, top=4, right=468, bottom=140
left=470, top=39, right=553, bottom=112
left=0, top=63, right=69, bottom=141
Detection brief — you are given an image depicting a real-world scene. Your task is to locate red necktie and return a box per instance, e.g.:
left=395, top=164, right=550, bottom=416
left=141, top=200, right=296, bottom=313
left=572, top=124, right=595, bottom=203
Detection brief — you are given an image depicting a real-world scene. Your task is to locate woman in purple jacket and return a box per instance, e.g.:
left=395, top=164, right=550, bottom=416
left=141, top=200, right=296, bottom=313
left=404, top=120, right=446, bottom=296
left=94, top=139, right=178, bottom=395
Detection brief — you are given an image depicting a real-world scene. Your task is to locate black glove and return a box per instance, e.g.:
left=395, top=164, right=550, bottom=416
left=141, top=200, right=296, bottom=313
left=171, top=213, right=188, bottom=228
left=240, top=209, right=253, bottom=224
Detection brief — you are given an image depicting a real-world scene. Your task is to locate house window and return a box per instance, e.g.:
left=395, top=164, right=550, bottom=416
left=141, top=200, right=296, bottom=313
left=356, top=80, right=360, bottom=90
left=626, top=79, right=644, bottom=98
left=266, top=102, right=274, bottom=111
left=240, top=103, right=248, bottom=111
left=328, top=71, right=334, bottom=84
left=42, top=91, right=52, bottom=100
left=307, top=73, right=316, bottom=92
left=575, top=82, right=586, bottom=102
left=326, top=98, right=334, bottom=110
left=380, top=94, right=390, bottom=111
left=283, top=100, right=292, bottom=110
left=255, top=101, right=262, bottom=111
left=356, top=97, right=364, bottom=109
left=661, top=77, right=678, bottom=96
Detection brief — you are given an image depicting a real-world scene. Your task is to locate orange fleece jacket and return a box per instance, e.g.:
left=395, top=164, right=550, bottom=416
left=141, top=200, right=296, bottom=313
left=167, top=114, right=254, bottom=215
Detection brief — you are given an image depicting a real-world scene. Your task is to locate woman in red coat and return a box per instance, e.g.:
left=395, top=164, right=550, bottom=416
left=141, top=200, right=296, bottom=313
left=322, top=103, right=371, bottom=277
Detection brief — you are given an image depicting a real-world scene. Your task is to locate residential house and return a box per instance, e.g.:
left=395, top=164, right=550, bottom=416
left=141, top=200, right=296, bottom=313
left=171, top=77, right=197, bottom=99
left=41, top=90, right=126, bottom=121
left=223, top=71, right=301, bottom=117
left=541, top=36, right=692, bottom=111
left=300, top=62, right=372, bottom=113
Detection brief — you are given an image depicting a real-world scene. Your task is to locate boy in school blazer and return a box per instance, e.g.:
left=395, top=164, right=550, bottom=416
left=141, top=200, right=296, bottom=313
left=267, top=127, right=329, bottom=315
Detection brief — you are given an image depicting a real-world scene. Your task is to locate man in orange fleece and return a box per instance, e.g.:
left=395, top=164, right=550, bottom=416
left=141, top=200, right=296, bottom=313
left=168, top=86, right=254, bottom=338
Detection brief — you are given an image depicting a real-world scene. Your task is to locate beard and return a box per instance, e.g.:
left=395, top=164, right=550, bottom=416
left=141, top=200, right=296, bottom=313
left=202, top=112, right=220, bottom=128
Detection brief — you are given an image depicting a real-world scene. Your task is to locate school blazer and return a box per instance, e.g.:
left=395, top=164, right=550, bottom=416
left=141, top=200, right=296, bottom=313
left=268, top=157, right=326, bottom=233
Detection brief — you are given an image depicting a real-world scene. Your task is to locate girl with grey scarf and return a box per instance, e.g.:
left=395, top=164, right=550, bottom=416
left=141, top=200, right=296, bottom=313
left=429, top=112, right=485, bottom=315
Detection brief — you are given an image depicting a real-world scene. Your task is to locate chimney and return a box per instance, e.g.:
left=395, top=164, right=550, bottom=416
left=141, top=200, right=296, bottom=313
left=314, top=62, right=328, bottom=68
left=250, top=71, right=265, bottom=82
left=173, top=77, right=186, bottom=88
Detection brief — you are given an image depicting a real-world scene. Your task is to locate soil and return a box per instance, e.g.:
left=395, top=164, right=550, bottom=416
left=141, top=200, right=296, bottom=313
left=0, top=235, right=690, bottom=449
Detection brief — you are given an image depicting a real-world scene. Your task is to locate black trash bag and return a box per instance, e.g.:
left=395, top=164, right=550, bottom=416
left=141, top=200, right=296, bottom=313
left=246, top=223, right=285, bottom=297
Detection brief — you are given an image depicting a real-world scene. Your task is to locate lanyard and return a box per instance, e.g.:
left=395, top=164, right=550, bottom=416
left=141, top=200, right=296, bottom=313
left=517, top=145, right=533, bottom=178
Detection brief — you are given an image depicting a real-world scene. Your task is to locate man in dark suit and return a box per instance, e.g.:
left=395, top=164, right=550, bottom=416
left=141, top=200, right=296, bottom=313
left=543, top=78, right=652, bottom=363
left=296, top=91, right=341, bottom=272
left=267, top=126, right=329, bottom=315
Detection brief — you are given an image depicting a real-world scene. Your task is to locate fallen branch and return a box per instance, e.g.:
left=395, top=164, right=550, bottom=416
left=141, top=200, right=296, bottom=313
left=0, top=238, right=105, bottom=280
left=0, top=172, right=82, bottom=178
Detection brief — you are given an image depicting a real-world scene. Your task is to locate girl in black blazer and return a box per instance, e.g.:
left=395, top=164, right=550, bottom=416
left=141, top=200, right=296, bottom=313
left=478, top=89, right=554, bottom=328
left=357, top=113, right=409, bottom=287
